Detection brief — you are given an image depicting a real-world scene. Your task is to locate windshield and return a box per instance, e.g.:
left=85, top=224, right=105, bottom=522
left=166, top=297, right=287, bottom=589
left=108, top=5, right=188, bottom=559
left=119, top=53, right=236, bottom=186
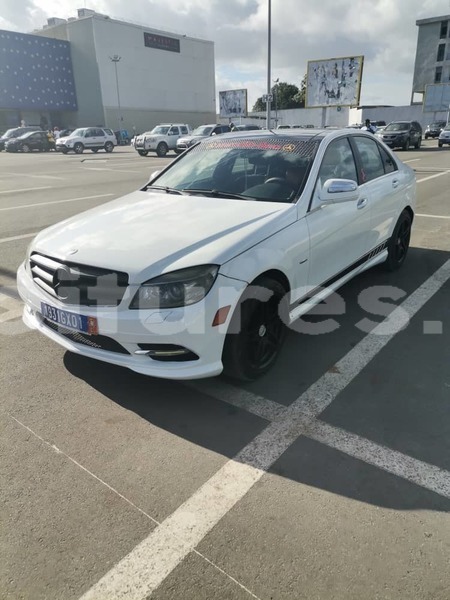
left=191, top=126, right=214, bottom=137
left=443, top=125, right=450, bottom=131
left=69, top=128, right=87, bottom=137
left=2, top=129, right=18, bottom=139
left=385, top=123, right=409, bottom=132
left=148, top=136, right=319, bottom=203
left=151, top=126, right=170, bottom=135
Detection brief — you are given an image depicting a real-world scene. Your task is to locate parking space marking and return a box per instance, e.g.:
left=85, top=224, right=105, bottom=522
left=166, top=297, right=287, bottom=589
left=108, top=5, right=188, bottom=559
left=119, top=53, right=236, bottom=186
left=0, top=186, right=53, bottom=195
left=416, top=171, right=450, bottom=183
left=79, top=259, right=450, bottom=600
left=416, top=213, right=450, bottom=220
left=83, top=168, right=142, bottom=174
left=1, top=172, right=65, bottom=180
left=0, top=193, right=114, bottom=212
left=305, top=421, right=450, bottom=499
left=0, top=232, right=38, bottom=244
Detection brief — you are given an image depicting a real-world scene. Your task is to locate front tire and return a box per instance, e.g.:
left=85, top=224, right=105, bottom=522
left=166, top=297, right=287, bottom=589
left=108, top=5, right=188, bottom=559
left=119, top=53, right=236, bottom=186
left=91, top=148, right=99, bottom=153
left=438, top=142, right=443, bottom=148
left=22, top=144, right=31, bottom=153
left=403, top=138, right=410, bottom=151
left=156, top=142, right=168, bottom=157
left=415, top=137, right=421, bottom=149
left=104, top=142, right=114, bottom=153
left=222, top=277, right=287, bottom=381
left=384, top=210, right=412, bottom=271
left=73, top=143, right=84, bottom=154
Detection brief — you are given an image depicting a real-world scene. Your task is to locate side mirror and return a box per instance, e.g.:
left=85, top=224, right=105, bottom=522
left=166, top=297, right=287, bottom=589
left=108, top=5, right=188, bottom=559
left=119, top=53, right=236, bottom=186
left=319, top=179, right=359, bottom=203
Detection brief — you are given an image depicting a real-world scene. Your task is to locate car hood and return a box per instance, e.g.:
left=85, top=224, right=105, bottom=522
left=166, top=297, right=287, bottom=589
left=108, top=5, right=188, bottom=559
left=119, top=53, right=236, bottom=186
left=57, top=136, right=72, bottom=143
left=31, top=190, right=296, bottom=282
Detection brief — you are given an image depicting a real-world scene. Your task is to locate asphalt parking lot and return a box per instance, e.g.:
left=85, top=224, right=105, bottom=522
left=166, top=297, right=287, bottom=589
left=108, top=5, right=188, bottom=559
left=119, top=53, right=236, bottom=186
left=1, top=142, right=449, bottom=600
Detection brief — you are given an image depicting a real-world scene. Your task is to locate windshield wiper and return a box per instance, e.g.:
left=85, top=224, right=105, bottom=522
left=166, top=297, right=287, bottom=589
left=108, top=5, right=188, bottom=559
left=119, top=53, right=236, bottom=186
left=180, top=188, right=251, bottom=200
left=143, top=184, right=185, bottom=194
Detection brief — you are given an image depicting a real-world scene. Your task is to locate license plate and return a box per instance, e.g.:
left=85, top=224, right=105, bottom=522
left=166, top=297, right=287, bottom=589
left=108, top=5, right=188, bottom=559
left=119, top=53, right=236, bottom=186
left=41, top=302, right=98, bottom=335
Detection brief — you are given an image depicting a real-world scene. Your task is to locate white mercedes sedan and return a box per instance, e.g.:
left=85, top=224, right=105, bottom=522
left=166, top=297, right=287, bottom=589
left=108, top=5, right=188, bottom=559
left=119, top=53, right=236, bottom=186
left=17, top=128, right=416, bottom=381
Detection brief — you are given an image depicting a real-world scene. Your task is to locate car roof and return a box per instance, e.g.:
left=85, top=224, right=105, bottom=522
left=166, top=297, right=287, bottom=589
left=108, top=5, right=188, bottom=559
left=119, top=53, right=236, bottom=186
left=211, top=127, right=373, bottom=143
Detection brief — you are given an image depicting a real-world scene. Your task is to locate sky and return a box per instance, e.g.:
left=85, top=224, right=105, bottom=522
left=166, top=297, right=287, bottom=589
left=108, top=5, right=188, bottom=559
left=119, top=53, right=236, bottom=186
left=1, top=0, right=450, bottom=112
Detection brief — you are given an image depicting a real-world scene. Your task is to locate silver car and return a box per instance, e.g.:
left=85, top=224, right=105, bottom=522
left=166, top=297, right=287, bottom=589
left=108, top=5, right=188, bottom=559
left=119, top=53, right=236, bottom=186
left=176, top=124, right=230, bottom=154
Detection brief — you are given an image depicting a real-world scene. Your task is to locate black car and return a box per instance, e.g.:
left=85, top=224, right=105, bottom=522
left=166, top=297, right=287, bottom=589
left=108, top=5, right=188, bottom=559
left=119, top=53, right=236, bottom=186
left=0, top=126, right=41, bottom=151
left=424, top=121, right=446, bottom=139
left=375, top=120, right=422, bottom=150
left=5, top=130, right=55, bottom=153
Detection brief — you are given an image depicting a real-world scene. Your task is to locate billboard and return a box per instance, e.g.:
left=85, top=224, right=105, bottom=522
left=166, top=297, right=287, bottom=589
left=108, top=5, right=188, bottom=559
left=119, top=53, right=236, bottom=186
left=0, top=29, right=78, bottom=111
left=306, top=56, right=364, bottom=108
left=423, top=83, right=450, bottom=112
left=219, top=89, right=247, bottom=118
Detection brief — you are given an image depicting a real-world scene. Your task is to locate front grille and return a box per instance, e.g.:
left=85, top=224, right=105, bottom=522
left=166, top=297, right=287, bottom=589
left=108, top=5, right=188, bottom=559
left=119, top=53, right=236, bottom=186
left=42, top=317, right=130, bottom=354
left=30, top=252, right=128, bottom=306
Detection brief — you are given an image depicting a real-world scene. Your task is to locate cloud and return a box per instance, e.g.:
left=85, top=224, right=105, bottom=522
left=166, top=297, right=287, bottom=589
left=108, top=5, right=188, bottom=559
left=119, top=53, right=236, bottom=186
left=1, top=0, right=449, bottom=109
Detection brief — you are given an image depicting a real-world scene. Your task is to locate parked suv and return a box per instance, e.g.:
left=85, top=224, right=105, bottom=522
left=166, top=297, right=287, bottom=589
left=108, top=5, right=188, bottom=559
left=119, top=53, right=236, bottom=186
left=425, top=121, right=446, bottom=139
left=375, top=121, right=422, bottom=150
left=134, top=124, right=191, bottom=157
left=438, top=123, right=450, bottom=147
left=176, top=124, right=230, bottom=154
left=56, top=127, right=117, bottom=154
left=0, top=126, right=41, bottom=151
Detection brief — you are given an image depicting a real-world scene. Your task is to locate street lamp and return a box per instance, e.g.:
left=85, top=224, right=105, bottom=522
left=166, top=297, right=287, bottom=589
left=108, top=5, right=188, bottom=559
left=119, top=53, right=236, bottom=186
left=109, top=55, right=122, bottom=138
left=274, top=78, right=279, bottom=127
left=266, top=0, right=271, bottom=129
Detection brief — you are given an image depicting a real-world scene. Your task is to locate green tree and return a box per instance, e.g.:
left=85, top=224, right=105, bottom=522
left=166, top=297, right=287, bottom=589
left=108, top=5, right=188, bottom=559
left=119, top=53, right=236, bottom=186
left=252, top=77, right=306, bottom=112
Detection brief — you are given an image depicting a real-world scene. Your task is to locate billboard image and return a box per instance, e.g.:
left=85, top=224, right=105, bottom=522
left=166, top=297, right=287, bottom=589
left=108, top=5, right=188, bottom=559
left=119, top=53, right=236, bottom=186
left=0, top=29, right=78, bottom=111
left=219, top=89, right=247, bottom=118
left=423, top=83, right=450, bottom=112
left=306, top=56, right=364, bottom=108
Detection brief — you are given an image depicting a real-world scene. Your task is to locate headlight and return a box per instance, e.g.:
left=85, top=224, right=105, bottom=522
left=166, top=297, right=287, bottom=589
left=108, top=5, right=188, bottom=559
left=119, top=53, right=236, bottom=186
left=130, top=265, right=219, bottom=309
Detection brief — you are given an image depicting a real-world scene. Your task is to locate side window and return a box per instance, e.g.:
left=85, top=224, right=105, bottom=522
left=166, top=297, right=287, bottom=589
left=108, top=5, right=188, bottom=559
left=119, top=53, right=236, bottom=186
left=95, top=128, right=105, bottom=136
left=103, top=128, right=113, bottom=136
left=85, top=129, right=95, bottom=138
left=378, top=145, right=397, bottom=174
left=353, top=137, right=385, bottom=183
left=180, top=126, right=188, bottom=135
left=169, top=127, right=179, bottom=135
left=317, top=138, right=358, bottom=184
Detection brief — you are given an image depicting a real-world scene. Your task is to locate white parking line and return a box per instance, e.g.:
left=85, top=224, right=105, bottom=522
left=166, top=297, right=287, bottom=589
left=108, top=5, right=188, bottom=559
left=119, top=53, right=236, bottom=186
left=80, top=259, right=450, bottom=600
left=0, top=193, right=114, bottom=212
left=83, top=168, right=141, bottom=174
left=404, top=159, right=421, bottom=163
left=416, top=213, right=450, bottom=220
left=1, top=172, right=65, bottom=180
left=305, top=421, right=450, bottom=499
left=0, top=186, right=53, bottom=195
left=0, top=232, right=38, bottom=244
left=416, top=171, right=450, bottom=183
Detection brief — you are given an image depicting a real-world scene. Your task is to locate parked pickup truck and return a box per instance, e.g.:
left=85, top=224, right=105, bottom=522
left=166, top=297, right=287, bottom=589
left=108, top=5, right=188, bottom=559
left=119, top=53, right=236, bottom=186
left=134, top=124, right=191, bottom=157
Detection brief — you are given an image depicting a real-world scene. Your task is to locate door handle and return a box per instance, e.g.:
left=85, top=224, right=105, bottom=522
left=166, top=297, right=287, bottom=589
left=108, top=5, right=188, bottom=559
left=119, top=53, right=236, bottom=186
left=392, top=179, right=399, bottom=188
left=357, top=198, right=368, bottom=209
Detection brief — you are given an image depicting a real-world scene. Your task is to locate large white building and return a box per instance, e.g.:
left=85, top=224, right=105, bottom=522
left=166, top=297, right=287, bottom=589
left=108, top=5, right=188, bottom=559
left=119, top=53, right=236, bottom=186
left=32, top=9, right=216, bottom=132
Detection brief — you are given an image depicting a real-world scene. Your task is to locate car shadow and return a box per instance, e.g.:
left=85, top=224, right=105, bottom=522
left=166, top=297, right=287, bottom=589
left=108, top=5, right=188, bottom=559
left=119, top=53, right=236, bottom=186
left=63, top=246, right=450, bottom=513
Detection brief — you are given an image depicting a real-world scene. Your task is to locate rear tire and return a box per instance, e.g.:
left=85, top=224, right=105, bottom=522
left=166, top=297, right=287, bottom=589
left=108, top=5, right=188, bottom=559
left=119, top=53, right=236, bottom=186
left=91, top=148, right=99, bottom=153
left=74, top=143, right=84, bottom=154
left=138, top=150, right=148, bottom=157
left=384, top=210, right=412, bottom=271
left=222, top=277, right=287, bottom=381
left=156, top=142, right=168, bottom=157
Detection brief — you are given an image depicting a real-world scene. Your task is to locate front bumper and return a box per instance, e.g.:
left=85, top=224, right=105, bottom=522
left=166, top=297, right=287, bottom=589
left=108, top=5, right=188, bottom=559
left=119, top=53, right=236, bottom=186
left=438, top=136, right=450, bottom=146
left=17, top=263, right=246, bottom=380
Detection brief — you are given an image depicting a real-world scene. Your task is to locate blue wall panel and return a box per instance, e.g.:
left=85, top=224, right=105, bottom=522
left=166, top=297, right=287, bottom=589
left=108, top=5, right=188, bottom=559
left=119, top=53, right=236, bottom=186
left=0, top=29, right=78, bottom=111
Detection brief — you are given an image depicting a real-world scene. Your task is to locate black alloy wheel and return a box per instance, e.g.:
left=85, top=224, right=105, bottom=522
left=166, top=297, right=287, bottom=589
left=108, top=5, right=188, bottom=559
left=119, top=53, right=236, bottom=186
left=73, top=143, right=84, bottom=154
left=156, top=142, right=168, bottom=157
left=385, top=210, right=412, bottom=271
left=222, top=277, right=287, bottom=381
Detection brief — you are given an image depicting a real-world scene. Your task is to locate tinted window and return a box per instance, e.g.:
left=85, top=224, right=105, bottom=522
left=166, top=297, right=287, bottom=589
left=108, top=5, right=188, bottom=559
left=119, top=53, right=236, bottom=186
left=94, top=128, right=105, bottom=136
left=180, top=126, right=188, bottom=135
left=103, top=128, right=114, bottom=135
left=169, top=127, right=179, bottom=135
left=318, top=138, right=358, bottom=184
left=377, top=145, right=397, bottom=174
left=353, top=137, right=385, bottom=183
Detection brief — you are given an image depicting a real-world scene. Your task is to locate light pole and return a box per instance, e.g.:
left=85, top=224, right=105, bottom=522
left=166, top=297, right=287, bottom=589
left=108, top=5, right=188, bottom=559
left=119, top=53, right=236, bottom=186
left=266, top=0, right=271, bottom=129
left=109, top=55, right=122, bottom=138
left=274, top=78, right=279, bottom=127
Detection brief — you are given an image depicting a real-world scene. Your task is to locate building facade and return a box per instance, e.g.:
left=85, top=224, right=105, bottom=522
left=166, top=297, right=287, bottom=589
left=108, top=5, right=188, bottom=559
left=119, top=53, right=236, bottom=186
left=411, top=14, right=450, bottom=104
left=0, top=9, right=216, bottom=133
